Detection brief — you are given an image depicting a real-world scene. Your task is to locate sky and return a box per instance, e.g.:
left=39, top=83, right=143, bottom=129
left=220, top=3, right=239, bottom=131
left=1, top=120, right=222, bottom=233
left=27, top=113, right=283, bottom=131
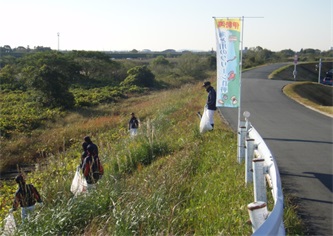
left=1, top=0, right=332, bottom=52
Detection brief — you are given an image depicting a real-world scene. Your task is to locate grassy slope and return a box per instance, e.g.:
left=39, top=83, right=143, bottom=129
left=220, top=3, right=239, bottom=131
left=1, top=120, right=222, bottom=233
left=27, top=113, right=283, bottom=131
left=0, top=83, right=251, bottom=235
left=283, top=82, right=333, bottom=117
left=0, top=81, right=305, bottom=235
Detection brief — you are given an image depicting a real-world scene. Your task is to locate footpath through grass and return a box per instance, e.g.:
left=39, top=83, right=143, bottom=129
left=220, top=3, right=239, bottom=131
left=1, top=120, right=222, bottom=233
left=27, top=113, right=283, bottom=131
left=0, top=83, right=303, bottom=235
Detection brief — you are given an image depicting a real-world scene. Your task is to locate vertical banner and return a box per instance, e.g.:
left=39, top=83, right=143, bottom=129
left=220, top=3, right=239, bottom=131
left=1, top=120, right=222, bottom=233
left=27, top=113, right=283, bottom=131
left=214, top=18, right=242, bottom=108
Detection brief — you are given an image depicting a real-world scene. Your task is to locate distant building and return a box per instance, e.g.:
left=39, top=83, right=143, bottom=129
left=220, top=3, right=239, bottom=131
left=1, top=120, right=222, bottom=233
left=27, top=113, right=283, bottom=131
left=162, top=49, right=177, bottom=53
left=34, top=46, right=52, bottom=52
left=16, top=46, right=27, bottom=51
left=3, top=45, right=12, bottom=53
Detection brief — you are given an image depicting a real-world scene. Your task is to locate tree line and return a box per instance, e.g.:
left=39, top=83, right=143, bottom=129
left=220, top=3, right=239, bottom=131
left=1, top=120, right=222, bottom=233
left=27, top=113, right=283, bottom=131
left=0, top=47, right=331, bottom=137
left=1, top=47, right=331, bottom=108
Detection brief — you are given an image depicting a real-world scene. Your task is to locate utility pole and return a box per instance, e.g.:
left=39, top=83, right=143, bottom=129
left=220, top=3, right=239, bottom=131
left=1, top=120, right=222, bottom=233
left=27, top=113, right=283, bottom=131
left=57, top=32, right=60, bottom=51
left=293, top=53, right=298, bottom=81
left=317, top=58, right=322, bottom=83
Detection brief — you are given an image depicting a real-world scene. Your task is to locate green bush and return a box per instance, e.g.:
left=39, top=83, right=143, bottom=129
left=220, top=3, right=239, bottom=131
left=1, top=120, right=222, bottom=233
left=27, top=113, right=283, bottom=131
left=121, top=65, right=156, bottom=88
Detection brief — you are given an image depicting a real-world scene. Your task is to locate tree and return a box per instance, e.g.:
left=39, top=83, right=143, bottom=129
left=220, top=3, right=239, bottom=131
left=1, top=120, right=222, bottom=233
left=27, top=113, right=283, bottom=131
left=279, top=49, right=295, bottom=57
left=67, top=50, right=121, bottom=83
left=176, top=52, right=206, bottom=79
left=121, top=65, right=156, bottom=88
left=207, top=55, right=216, bottom=70
left=0, top=64, right=25, bottom=90
left=18, top=51, right=79, bottom=108
left=242, top=47, right=275, bottom=68
left=149, top=56, right=172, bottom=76
left=151, top=56, right=170, bottom=66
left=0, top=55, right=17, bottom=68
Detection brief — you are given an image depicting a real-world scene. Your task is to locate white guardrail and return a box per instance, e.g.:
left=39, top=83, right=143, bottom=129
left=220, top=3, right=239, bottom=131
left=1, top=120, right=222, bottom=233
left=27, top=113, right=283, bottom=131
left=238, top=114, right=285, bottom=236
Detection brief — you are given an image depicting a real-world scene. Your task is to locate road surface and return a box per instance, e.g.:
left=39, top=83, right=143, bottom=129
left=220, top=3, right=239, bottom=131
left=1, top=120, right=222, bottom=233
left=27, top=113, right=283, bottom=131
left=219, top=63, right=333, bottom=235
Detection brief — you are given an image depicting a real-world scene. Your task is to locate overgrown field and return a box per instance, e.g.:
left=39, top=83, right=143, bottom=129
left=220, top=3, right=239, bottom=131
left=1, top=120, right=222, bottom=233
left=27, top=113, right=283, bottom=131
left=0, top=82, right=304, bottom=235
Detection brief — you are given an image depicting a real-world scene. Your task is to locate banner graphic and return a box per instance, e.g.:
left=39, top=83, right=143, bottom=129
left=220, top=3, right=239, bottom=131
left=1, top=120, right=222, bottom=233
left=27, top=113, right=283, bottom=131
left=214, top=18, right=242, bottom=108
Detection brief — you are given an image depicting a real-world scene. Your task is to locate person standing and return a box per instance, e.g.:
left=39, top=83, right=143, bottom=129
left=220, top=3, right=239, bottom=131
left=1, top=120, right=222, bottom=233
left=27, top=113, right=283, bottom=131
left=11, top=174, right=43, bottom=223
left=83, top=136, right=98, bottom=157
left=82, top=145, right=103, bottom=191
left=128, top=113, right=139, bottom=137
left=202, top=81, right=217, bottom=129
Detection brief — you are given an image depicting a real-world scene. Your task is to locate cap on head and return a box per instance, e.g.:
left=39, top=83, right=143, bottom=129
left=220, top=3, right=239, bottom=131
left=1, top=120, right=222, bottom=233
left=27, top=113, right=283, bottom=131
left=15, top=174, right=25, bottom=184
left=131, top=112, right=135, bottom=116
left=202, top=81, right=211, bottom=87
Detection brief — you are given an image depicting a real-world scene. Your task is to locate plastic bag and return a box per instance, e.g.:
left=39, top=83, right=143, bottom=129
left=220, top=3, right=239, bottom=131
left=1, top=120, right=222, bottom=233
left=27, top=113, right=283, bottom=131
left=70, top=166, right=87, bottom=196
left=200, top=107, right=213, bottom=133
left=3, top=212, right=16, bottom=235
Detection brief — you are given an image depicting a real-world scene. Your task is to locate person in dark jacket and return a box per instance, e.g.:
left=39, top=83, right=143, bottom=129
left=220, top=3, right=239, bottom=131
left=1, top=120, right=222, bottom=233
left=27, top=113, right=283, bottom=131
left=128, top=113, right=139, bottom=137
left=11, top=174, right=43, bottom=223
left=83, top=136, right=98, bottom=156
left=202, top=81, right=217, bottom=128
left=82, top=145, right=103, bottom=190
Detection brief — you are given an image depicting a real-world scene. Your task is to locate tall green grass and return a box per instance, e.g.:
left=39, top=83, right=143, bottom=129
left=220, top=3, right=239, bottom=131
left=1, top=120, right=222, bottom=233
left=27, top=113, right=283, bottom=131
left=0, top=83, right=304, bottom=235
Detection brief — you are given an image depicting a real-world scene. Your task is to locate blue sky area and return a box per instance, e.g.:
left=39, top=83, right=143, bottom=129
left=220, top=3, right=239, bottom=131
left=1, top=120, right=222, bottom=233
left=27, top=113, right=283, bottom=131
left=1, top=0, right=332, bottom=52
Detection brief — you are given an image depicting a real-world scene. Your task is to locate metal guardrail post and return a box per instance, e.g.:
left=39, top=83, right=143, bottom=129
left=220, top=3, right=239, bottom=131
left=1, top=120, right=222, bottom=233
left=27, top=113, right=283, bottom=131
left=246, top=125, right=285, bottom=235
left=244, top=111, right=251, bottom=136
left=248, top=201, right=269, bottom=233
left=245, top=138, right=255, bottom=184
left=237, top=121, right=246, bottom=163
left=253, top=158, right=267, bottom=203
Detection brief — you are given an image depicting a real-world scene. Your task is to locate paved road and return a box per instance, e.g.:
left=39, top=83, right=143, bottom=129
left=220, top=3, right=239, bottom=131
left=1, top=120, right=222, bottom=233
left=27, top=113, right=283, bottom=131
left=219, top=63, right=333, bottom=235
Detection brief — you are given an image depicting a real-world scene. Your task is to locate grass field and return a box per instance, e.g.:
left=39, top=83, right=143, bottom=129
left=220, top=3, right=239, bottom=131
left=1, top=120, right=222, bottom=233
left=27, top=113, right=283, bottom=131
left=0, top=81, right=305, bottom=235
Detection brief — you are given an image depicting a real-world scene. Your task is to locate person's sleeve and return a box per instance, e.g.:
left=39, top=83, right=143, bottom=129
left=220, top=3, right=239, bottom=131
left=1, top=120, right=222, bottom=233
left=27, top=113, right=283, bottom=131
left=31, top=185, right=43, bottom=203
left=98, top=158, right=104, bottom=175
left=12, top=193, right=19, bottom=210
left=83, top=159, right=90, bottom=177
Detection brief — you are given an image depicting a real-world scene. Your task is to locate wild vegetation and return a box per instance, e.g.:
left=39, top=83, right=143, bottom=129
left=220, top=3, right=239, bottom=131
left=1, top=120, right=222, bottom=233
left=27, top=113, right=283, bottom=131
left=1, top=46, right=331, bottom=235
left=0, top=83, right=305, bottom=235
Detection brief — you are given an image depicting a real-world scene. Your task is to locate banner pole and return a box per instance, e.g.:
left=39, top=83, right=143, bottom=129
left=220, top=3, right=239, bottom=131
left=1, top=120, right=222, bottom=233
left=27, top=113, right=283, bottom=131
left=237, top=16, right=245, bottom=163
left=213, top=16, right=262, bottom=163
left=238, top=16, right=244, bottom=128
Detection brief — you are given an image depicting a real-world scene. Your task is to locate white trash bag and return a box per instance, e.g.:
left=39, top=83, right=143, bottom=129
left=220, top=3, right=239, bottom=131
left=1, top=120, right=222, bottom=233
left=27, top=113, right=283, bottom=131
left=3, top=212, right=16, bottom=235
left=200, top=107, right=213, bottom=133
left=70, top=166, right=87, bottom=196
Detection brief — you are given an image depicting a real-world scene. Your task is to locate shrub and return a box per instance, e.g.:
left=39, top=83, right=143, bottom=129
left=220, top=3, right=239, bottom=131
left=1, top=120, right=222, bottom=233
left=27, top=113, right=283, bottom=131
left=121, top=66, right=156, bottom=88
